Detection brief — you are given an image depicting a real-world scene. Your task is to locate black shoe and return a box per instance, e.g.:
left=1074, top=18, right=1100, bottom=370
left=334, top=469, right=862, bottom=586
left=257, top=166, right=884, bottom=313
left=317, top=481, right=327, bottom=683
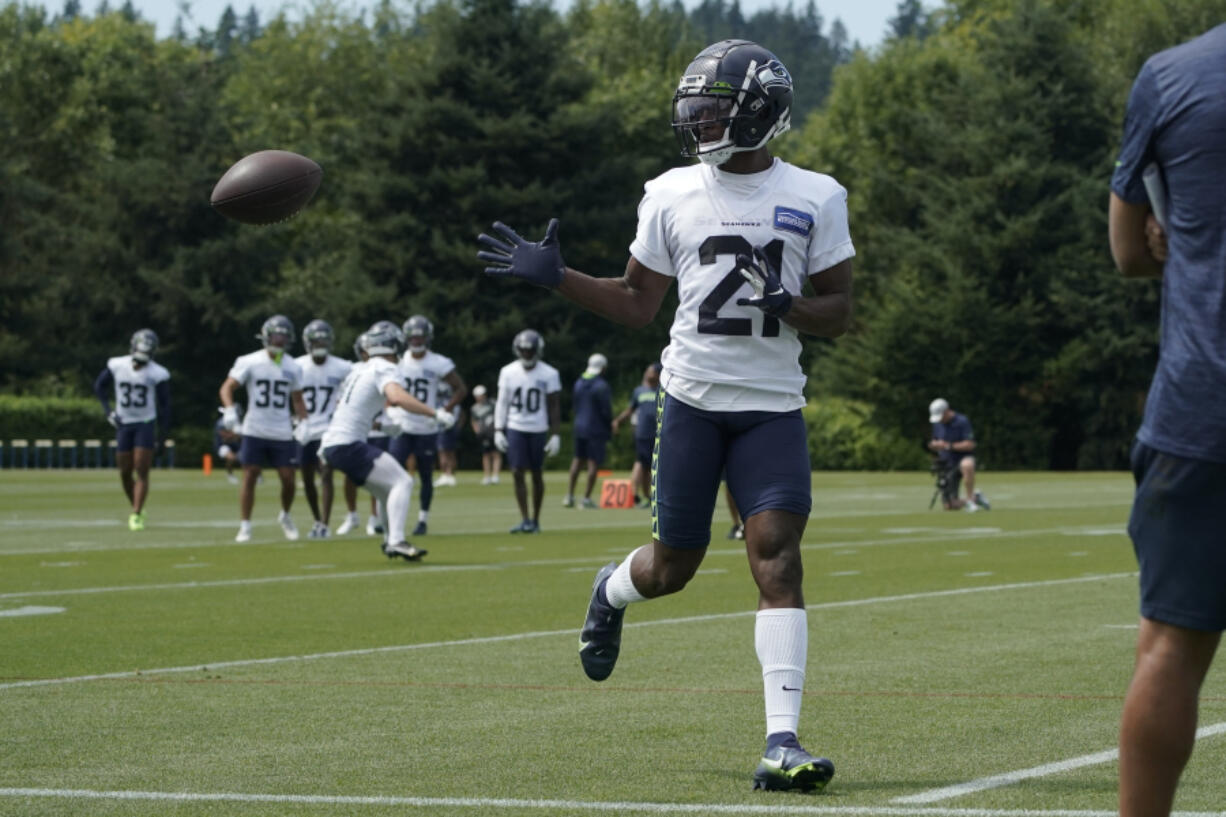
left=973, top=491, right=991, bottom=510
left=412, top=521, right=428, bottom=536
left=384, top=542, right=427, bottom=561
left=727, top=524, right=744, bottom=540
left=509, top=520, right=531, bottom=534
left=579, top=561, right=624, bottom=682
left=752, top=739, right=834, bottom=793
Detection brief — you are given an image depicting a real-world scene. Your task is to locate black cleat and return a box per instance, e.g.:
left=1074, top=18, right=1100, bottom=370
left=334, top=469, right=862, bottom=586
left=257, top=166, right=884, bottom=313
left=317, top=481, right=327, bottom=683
left=412, top=521, right=428, bottom=536
left=578, top=561, right=624, bottom=681
left=752, top=741, right=834, bottom=793
left=384, top=542, right=427, bottom=562
left=727, top=523, right=744, bottom=540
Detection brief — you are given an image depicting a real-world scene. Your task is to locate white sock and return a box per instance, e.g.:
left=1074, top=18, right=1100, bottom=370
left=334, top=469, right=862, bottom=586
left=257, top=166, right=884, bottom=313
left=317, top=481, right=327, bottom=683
left=239, top=519, right=252, bottom=531
left=418, top=510, right=429, bottom=522
left=365, top=453, right=413, bottom=544
left=605, top=546, right=649, bottom=609
left=756, top=608, right=807, bottom=738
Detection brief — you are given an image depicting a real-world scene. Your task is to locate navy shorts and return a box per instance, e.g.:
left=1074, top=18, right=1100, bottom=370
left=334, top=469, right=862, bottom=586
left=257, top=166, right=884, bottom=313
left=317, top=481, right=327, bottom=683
left=322, top=441, right=382, bottom=486
left=574, top=436, right=607, bottom=465
left=239, top=436, right=300, bottom=469
left=652, top=392, right=811, bottom=550
left=300, top=439, right=323, bottom=467
left=1128, top=441, right=1226, bottom=631
left=634, top=437, right=653, bottom=469
left=480, top=435, right=497, bottom=453
left=507, top=430, right=547, bottom=471
left=437, top=427, right=459, bottom=452
left=389, top=433, right=436, bottom=467
left=366, top=436, right=390, bottom=452
left=116, top=421, right=156, bottom=453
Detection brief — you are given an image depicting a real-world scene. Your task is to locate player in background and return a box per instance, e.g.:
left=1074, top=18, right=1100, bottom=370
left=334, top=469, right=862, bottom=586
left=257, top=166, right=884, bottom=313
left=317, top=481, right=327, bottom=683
left=469, top=384, right=502, bottom=484
left=294, top=319, right=354, bottom=538
left=320, top=321, right=456, bottom=561
left=93, top=329, right=171, bottom=531
left=563, top=353, right=612, bottom=508
left=334, top=333, right=373, bottom=536
left=219, top=315, right=308, bottom=543
left=612, top=361, right=662, bottom=508
left=386, top=315, right=467, bottom=535
left=213, top=406, right=242, bottom=484
left=493, top=329, right=561, bottom=533
left=479, top=40, right=852, bottom=792
left=434, top=378, right=465, bottom=486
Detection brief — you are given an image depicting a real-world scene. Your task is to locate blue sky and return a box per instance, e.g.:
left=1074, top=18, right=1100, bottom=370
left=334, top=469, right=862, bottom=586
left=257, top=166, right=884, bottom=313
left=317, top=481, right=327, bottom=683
left=131, top=0, right=901, bottom=47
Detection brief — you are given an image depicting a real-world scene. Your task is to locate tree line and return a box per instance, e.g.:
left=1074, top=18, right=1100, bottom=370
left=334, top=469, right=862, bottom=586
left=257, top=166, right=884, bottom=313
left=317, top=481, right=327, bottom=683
left=1, top=0, right=1223, bottom=468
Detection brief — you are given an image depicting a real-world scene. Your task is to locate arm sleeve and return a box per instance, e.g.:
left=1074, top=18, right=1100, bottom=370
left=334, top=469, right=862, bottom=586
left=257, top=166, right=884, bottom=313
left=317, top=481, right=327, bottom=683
left=93, top=368, right=114, bottom=412
left=494, top=371, right=509, bottom=430
left=809, top=183, right=856, bottom=273
left=628, top=181, right=676, bottom=276
left=156, top=380, right=172, bottom=435
left=1111, top=61, right=1161, bottom=203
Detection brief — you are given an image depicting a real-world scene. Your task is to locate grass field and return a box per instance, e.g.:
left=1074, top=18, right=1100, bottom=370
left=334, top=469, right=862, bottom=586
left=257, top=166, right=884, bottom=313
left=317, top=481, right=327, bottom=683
left=1, top=468, right=1223, bottom=817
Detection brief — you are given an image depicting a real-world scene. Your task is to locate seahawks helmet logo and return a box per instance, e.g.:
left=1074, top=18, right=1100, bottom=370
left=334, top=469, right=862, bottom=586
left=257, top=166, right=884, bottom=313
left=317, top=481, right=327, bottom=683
left=756, top=60, right=791, bottom=90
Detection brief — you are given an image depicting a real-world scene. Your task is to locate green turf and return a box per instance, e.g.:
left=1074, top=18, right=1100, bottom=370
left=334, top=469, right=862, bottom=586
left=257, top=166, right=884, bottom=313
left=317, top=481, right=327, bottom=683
left=1, top=469, right=1223, bottom=816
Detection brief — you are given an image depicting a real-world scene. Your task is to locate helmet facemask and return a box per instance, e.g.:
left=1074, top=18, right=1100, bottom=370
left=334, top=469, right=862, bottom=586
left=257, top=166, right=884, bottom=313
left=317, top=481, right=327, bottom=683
left=130, top=330, right=157, bottom=364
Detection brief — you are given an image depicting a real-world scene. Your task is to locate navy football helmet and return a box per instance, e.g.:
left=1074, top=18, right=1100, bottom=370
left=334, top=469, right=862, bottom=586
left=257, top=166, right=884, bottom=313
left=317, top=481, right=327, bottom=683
left=512, top=329, right=544, bottom=367
left=363, top=320, right=405, bottom=357
left=402, top=315, right=433, bottom=355
left=303, top=319, right=334, bottom=360
left=671, top=40, right=793, bottom=165
left=129, top=328, right=158, bottom=363
left=258, top=314, right=295, bottom=352
left=352, top=332, right=368, bottom=361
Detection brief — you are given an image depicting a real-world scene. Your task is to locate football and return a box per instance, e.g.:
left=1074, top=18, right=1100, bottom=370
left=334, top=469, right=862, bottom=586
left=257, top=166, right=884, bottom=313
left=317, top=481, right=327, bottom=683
left=210, top=150, right=323, bottom=225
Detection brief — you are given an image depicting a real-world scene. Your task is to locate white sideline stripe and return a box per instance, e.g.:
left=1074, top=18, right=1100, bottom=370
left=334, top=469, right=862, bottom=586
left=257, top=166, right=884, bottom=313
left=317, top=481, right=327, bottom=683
left=5, top=789, right=1216, bottom=816
left=0, top=572, right=1132, bottom=692
left=893, top=722, right=1226, bottom=804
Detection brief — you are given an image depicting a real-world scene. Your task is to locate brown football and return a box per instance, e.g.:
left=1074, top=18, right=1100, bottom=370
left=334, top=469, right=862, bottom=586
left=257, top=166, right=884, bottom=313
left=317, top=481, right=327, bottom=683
left=210, top=150, right=322, bottom=225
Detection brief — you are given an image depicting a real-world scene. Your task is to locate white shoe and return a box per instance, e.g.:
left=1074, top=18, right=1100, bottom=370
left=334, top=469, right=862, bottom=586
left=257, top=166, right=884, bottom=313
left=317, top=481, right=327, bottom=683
left=335, top=512, right=359, bottom=535
left=481, top=476, right=491, bottom=485
left=278, top=511, right=300, bottom=540
left=438, top=474, right=456, bottom=486
left=235, top=523, right=252, bottom=543
left=365, top=516, right=384, bottom=536
left=308, top=521, right=329, bottom=539
left=963, top=501, right=979, bottom=513
left=490, top=475, right=500, bottom=484
left=226, top=473, right=239, bottom=485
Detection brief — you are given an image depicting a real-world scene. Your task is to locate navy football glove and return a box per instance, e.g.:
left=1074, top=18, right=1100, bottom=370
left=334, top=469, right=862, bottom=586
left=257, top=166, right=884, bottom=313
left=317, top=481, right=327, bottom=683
left=735, top=247, right=793, bottom=319
left=477, top=219, right=566, bottom=289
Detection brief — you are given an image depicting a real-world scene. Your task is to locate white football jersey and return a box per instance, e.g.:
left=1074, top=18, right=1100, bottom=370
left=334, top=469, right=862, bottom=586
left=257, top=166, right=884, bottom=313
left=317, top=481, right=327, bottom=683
left=629, top=158, right=855, bottom=411
left=321, top=358, right=402, bottom=448
left=227, top=350, right=304, bottom=441
left=396, top=350, right=456, bottom=435
left=107, top=355, right=170, bottom=424
left=293, top=354, right=354, bottom=441
left=495, top=360, right=561, bottom=433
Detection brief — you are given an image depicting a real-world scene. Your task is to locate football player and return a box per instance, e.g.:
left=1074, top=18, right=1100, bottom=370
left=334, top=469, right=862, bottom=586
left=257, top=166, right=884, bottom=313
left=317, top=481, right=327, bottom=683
left=320, top=321, right=456, bottom=561
left=492, top=329, right=561, bottom=533
left=294, top=319, right=354, bottom=538
left=611, top=361, right=662, bottom=508
left=213, top=406, right=243, bottom=484
left=434, top=378, right=465, bottom=487
left=469, top=384, right=501, bottom=485
left=219, top=315, right=309, bottom=543
left=92, top=329, right=171, bottom=530
left=478, top=40, right=853, bottom=792
left=386, top=315, right=467, bottom=536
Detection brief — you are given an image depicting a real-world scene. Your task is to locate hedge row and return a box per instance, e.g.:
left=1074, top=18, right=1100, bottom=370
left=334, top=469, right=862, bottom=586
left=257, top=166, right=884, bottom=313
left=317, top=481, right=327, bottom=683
left=0, top=395, right=927, bottom=471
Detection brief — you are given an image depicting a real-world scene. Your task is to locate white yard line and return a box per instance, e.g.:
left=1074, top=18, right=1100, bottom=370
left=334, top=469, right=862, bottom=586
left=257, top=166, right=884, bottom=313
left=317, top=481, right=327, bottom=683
left=893, top=722, right=1226, bottom=804
left=0, top=572, right=1133, bottom=692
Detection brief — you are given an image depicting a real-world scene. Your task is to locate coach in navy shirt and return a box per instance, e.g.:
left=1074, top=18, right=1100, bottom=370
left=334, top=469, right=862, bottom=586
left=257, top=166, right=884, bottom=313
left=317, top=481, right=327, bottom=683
left=1108, top=23, right=1226, bottom=817
left=927, top=398, right=989, bottom=512
left=564, top=353, right=613, bottom=509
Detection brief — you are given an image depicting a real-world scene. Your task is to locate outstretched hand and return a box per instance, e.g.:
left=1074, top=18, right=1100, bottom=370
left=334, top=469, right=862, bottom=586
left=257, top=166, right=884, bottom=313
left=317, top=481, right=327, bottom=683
left=735, top=246, right=792, bottom=319
left=477, top=219, right=566, bottom=289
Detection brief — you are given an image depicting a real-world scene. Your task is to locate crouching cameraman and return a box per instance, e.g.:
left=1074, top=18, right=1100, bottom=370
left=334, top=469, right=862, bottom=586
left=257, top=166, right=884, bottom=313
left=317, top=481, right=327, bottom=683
left=928, top=398, right=990, bottom=512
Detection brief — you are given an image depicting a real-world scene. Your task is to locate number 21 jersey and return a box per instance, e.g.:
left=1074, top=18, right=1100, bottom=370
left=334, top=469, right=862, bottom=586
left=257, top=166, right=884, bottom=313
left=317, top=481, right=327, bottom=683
left=629, top=158, right=854, bottom=410
left=228, top=350, right=304, bottom=441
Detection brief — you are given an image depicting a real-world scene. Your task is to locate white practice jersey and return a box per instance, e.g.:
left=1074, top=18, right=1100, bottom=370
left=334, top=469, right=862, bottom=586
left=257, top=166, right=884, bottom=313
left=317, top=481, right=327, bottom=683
left=495, top=360, right=561, bottom=433
left=629, top=158, right=855, bottom=411
left=321, top=358, right=403, bottom=448
left=294, top=354, right=354, bottom=442
left=227, top=350, right=304, bottom=441
left=396, top=350, right=456, bottom=435
left=107, top=355, right=170, bottom=424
